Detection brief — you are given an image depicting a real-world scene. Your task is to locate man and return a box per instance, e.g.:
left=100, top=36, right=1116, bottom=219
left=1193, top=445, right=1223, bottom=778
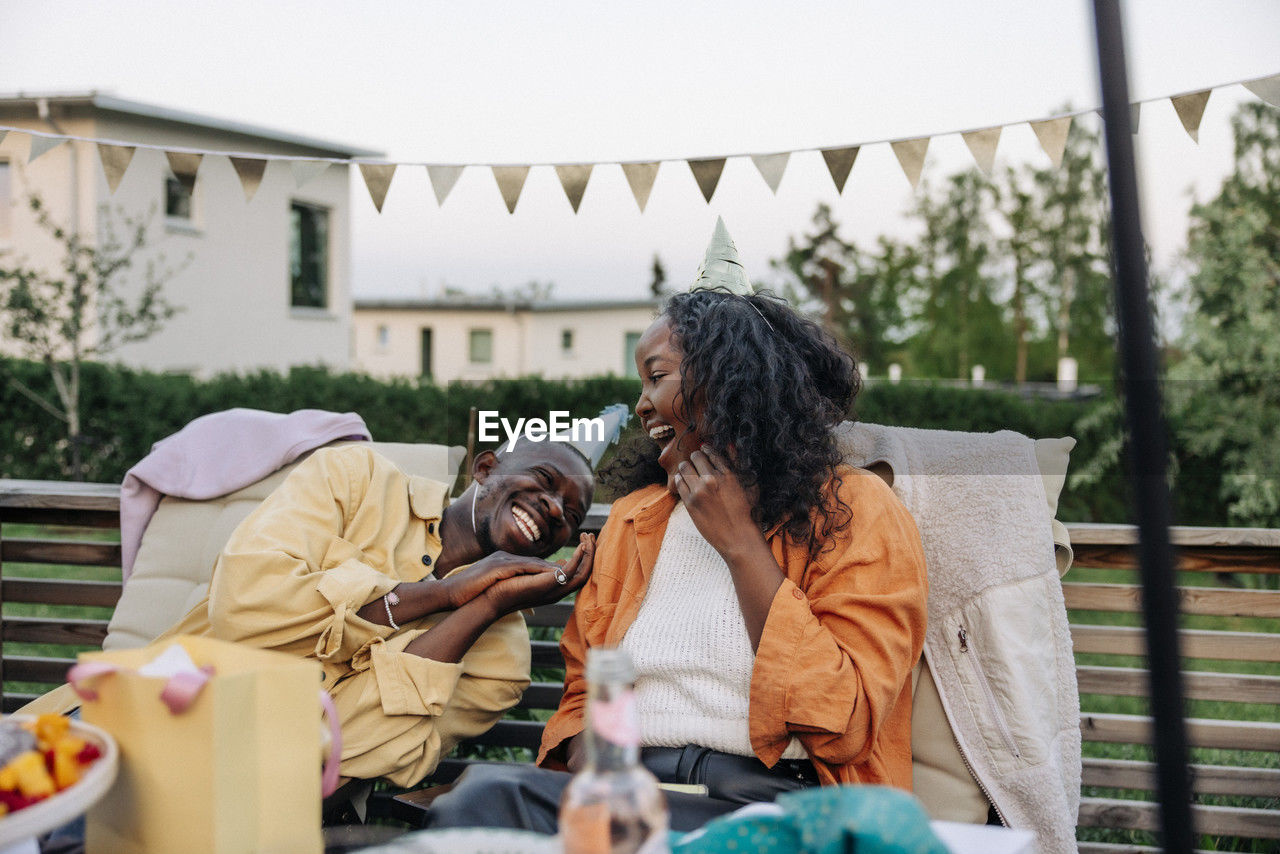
left=30, top=438, right=596, bottom=788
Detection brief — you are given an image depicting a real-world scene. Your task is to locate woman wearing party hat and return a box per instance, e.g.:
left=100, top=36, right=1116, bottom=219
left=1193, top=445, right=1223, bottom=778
left=424, top=219, right=928, bottom=832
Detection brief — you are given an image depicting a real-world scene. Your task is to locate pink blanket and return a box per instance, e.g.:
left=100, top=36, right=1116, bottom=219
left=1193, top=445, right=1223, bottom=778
left=120, top=408, right=371, bottom=580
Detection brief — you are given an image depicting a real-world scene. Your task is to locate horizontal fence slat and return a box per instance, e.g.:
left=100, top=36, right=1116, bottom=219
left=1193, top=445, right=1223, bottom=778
left=1, top=538, right=121, bottom=568
left=530, top=640, right=564, bottom=670
left=1081, top=758, right=1280, bottom=797
left=459, top=719, right=544, bottom=750
left=1078, top=797, right=1280, bottom=839
left=525, top=603, right=573, bottom=628
left=514, top=681, right=563, bottom=711
left=0, top=508, right=121, bottom=529
left=3, top=655, right=75, bottom=686
left=1077, top=665, right=1280, bottom=704
left=0, top=578, right=122, bottom=608
left=1081, top=712, right=1280, bottom=752
left=1064, top=583, right=1280, bottom=618
left=1071, top=543, right=1280, bottom=574
left=2, top=616, right=109, bottom=647
left=2, top=695, right=40, bottom=714
left=1070, top=624, right=1280, bottom=663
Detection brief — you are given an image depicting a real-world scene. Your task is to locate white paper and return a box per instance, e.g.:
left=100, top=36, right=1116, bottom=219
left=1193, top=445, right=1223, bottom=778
left=137, top=642, right=201, bottom=679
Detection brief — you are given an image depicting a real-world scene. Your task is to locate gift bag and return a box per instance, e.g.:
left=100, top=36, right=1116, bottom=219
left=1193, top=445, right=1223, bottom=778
left=68, top=635, right=339, bottom=854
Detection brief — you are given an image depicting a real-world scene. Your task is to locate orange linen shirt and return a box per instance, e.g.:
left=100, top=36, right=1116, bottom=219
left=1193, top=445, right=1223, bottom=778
left=537, top=466, right=928, bottom=790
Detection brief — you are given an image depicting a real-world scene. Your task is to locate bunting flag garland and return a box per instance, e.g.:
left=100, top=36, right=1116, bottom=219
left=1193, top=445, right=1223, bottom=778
left=492, top=165, right=530, bottom=213
left=751, top=152, right=790, bottom=194
left=961, top=127, right=1002, bottom=177
left=621, top=161, right=659, bottom=212
left=890, top=138, right=930, bottom=190
left=97, top=143, right=136, bottom=193
left=165, top=151, right=203, bottom=194
left=1030, top=116, right=1072, bottom=168
left=1244, top=73, right=1280, bottom=106
left=821, top=147, right=859, bottom=194
left=688, top=158, right=726, bottom=203
left=229, top=157, right=268, bottom=202
left=27, top=133, right=66, bottom=163
left=1171, top=90, right=1212, bottom=143
left=554, top=164, right=593, bottom=213
left=427, top=164, right=464, bottom=206
left=358, top=162, right=397, bottom=212
left=291, top=159, right=330, bottom=189
left=1, top=70, right=1276, bottom=214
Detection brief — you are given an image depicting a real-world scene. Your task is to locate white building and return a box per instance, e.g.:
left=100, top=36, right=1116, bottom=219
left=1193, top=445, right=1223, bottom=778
left=353, top=297, right=661, bottom=382
left=0, top=93, right=379, bottom=375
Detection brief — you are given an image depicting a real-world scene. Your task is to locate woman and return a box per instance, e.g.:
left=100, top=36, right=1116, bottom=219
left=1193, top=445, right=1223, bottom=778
left=426, top=222, right=927, bottom=831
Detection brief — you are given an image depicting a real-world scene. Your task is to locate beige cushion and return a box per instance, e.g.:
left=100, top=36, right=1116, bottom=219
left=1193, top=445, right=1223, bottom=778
left=907, top=434, right=1074, bottom=822
left=105, top=441, right=464, bottom=652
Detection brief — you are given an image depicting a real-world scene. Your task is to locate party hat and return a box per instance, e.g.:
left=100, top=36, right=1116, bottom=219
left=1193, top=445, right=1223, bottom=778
left=690, top=217, right=753, bottom=295
left=566, top=403, right=631, bottom=468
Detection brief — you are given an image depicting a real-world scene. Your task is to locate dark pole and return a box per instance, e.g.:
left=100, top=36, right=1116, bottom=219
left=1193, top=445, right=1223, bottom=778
left=1090, top=2, right=1195, bottom=850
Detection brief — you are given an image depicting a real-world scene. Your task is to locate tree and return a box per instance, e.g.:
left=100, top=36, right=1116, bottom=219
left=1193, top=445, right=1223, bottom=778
left=649, top=254, right=668, bottom=297
left=0, top=194, right=182, bottom=479
left=1174, top=101, right=1280, bottom=527
left=773, top=204, right=913, bottom=371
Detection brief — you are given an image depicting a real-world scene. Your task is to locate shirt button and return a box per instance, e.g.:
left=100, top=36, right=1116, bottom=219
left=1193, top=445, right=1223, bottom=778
left=421, top=554, right=432, bottom=566
left=428, top=522, right=436, bottom=535
left=792, top=588, right=804, bottom=600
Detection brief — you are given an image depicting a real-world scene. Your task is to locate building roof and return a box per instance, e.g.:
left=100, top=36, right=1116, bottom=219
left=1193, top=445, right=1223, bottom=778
left=0, top=92, right=382, bottom=159
left=355, top=296, right=662, bottom=313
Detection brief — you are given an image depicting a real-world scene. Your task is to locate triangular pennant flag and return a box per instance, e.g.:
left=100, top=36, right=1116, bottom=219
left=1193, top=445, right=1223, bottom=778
left=890, top=137, right=930, bottom=190
left=620, top=162, right=660, bottom=212
left=554, top=164, right=593, bottom=213
left=820, top=147, right=859, bottom=194
left=688, top=158, right=726, bottom=203
left=1244, top=74, right=1280, bottom=106
left=165, top=151, right=203, bottom=194
left=1170, top=90, right=1211, bottom=143
left=27, top=133, right=66, bottom=163
left=492, top=166, right=530, bottom=214
left=427, top=164, right=464, bottom=206
left=0, top=130, right=8, bottom=148
left=96, top=143, right=135, bottom=194
left=229, top=157, right=268, bottom=202
left=1130, top=102, right=1141, bottom=134
left=358, top=163, right=397, bottom=213
left=961, top=127, right=1002, bottom=176
left=291, top=159, right=329, bottom=188
left=751, top=152, right=790, bottom=194
left=1030, top=116, right=1072, bottom=168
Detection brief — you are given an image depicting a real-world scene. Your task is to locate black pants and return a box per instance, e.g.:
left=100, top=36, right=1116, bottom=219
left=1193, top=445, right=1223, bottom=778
left=423, top=746, right=818, bottom=834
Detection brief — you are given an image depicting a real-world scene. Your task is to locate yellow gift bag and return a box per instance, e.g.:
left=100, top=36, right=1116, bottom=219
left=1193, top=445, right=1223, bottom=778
left=68, top=635, right=338, bottom=854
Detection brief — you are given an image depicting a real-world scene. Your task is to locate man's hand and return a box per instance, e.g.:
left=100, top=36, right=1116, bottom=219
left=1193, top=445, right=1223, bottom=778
left=439, top=552, right=562, bottom=610
left=481, top=533, right=595, bottom=617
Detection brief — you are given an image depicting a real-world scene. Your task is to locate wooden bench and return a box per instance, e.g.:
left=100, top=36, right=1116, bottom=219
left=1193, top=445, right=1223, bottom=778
left=2, top=479, right=1277, bottom=850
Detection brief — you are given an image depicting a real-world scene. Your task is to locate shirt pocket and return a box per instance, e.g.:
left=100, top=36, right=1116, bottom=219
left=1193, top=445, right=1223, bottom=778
left=319, top=535, right=368, bottom=573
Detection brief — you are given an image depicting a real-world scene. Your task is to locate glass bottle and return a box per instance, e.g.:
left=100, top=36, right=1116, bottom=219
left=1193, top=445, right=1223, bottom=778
left=560, top=647, right=669, bottom=854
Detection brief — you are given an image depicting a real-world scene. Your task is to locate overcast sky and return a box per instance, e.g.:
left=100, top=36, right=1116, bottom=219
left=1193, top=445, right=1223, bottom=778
left=3, top=1, right=1279, bottom=300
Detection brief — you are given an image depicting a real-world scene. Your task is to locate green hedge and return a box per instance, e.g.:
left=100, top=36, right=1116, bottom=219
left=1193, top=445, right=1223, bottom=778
left=0, top=358, right=1128, bottom=521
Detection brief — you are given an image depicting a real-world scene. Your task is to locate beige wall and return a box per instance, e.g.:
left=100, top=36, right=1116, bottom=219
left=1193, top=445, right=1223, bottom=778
left=353, top=304, right=658, bottom=382
left=0, top=109, right=354, bottom=376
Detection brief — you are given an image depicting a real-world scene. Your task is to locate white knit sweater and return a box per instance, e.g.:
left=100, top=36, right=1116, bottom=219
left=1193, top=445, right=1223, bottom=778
left=619, top=502, right=805, bottom=759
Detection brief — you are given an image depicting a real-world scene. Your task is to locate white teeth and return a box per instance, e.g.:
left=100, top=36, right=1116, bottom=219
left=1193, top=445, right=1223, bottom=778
left=512, top=505, right=542, bottom=542
left=649, top=425, right=675, bottom=440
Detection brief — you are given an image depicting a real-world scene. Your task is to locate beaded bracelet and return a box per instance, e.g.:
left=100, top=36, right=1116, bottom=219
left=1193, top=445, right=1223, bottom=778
left=383, top=590, right=401, bottom=631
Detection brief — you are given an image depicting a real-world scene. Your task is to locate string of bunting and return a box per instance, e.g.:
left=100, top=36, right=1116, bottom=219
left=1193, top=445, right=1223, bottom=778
left=2, top=73, right=1277, bottom=215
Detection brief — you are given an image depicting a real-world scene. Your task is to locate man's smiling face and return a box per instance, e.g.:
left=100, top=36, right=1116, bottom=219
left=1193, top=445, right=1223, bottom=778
left=472, top=440, right=593, bottom=559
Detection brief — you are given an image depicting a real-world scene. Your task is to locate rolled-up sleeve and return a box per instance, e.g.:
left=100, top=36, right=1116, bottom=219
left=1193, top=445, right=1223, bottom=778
left=749, top=476, right=927, bottom=768
left=205, top=447, right=399, bottom=658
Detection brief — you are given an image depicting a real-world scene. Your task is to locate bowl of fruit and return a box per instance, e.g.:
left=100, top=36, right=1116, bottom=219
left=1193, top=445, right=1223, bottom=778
left=0, top=713, right=118, bottom=846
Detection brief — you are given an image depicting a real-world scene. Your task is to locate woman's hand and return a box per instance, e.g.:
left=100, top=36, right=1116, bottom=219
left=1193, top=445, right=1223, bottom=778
left=674, top=446, right=765, bottom=558
left=481, top=534, right=595, bottom=618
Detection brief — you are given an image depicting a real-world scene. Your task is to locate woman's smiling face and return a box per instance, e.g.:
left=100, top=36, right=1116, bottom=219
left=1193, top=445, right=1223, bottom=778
left=634, top=316, right=703, bottom=495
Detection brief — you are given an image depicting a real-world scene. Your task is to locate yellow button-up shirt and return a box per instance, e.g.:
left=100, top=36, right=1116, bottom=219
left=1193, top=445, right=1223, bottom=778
left=156, top=445, right=531, bottom=786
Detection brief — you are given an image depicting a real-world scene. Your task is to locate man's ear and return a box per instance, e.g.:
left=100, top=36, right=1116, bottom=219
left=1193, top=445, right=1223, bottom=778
left=472, top=449, right=499, bottom=484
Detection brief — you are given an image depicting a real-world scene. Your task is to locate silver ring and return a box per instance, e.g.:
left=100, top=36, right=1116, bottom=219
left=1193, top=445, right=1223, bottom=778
left=554, top=567, right=568, bottom=585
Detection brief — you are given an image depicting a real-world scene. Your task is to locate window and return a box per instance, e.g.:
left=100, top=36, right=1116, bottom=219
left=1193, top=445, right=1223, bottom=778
left=420, top=328, right=434, bottom=380
left=377, top=325, right=390, bottom=349
left=164, top=177, right=192, bottom=220
left=0, top=160, right=10, bottom=240
left=469, top=328, right=494, bottom=364
left=624, top=331, right=642, bottom=377
left=290, top=202, right=330, bottom=309
left=561, top=329, right=574, bottom=354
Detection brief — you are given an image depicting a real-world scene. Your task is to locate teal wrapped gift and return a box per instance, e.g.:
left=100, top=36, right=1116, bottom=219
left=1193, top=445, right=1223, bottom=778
left=671, top=786, right=950, bottom=854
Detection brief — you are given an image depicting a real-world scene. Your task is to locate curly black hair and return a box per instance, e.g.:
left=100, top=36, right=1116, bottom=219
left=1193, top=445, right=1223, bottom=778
left=600, top=288, right=860, bottom=557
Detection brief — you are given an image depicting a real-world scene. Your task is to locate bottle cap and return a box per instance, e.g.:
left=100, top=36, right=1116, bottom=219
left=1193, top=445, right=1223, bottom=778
left=586, top=647, right=635, bottom=684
